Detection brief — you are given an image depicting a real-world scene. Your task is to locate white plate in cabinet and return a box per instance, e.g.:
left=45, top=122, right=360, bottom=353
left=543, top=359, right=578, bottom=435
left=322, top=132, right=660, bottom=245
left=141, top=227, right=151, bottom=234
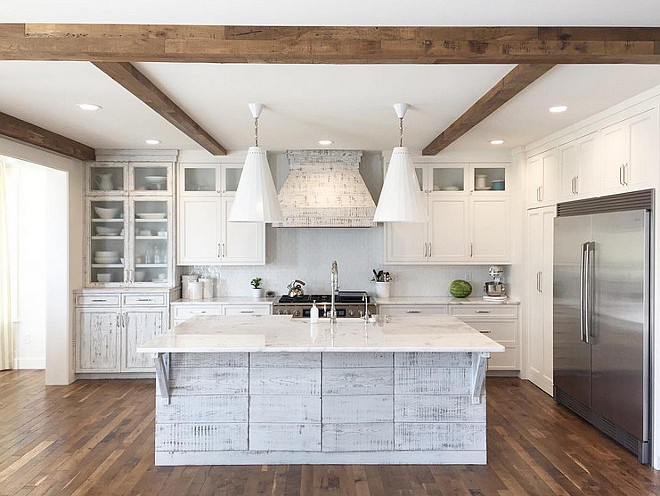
left=378, top=305, right=447, bottom=315
left=223, top=305, right=271, bottom=316
left=449, top=305, right=518, bottom=320
left=172, top=305, right=224, bottom=321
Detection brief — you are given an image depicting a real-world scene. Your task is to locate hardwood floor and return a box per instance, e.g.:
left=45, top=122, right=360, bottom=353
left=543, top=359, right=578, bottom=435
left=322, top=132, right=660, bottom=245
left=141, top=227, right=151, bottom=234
left=1, top=371, right=659, bottom=496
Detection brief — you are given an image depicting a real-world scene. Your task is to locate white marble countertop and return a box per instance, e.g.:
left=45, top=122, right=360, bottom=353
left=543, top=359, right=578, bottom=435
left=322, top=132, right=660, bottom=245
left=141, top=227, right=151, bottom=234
left=171, top=296, right=276, bottom=305
left=374, top=296, right=520, bottom=305
left=138, top=314, right=505, bottom=353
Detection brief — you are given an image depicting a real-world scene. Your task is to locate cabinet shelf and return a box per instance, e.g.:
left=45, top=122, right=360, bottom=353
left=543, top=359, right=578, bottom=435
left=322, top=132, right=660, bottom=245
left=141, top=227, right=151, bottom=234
left=135, top=236, right=167, bottom=240
left=91, top=264, right=124, bottom=268
left=135, top=218, right=167, bottom=223
left=92, top=236, right=124, bottom=240
left=135, top=263, right=168, bottom=268
left=92, top=218, right=124, bottom=223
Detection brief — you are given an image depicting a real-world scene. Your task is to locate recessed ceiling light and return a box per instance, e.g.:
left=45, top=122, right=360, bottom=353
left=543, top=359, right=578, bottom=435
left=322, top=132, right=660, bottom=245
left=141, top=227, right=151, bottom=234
left=318, top=140, right=333, bottom=146
left=145, top=139, right=161, bottom=145
left=77, top=103, right=101, bottom=111
left=549, top=105, right=568, bottom=113
left=489, top=139, right=504, bottom=145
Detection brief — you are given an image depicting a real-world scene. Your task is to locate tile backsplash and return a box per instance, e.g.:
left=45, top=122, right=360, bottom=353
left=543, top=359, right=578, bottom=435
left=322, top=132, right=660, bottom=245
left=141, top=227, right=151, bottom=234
left=183, top=225, right=495, bottom=297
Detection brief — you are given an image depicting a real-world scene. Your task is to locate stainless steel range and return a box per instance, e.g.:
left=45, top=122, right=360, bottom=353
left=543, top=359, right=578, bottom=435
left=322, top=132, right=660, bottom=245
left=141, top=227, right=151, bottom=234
left=273, top=292, right=376, bottom=319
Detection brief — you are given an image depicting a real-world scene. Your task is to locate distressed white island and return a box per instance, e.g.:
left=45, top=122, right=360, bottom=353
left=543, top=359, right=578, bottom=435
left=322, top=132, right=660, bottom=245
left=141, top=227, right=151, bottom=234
left=138, top=314, right=504, bottom=465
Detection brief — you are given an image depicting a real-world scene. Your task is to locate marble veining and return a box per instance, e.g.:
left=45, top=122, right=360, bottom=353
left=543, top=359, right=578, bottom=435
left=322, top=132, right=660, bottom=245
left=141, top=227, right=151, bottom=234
left=138, top=314, right=505, bottom=353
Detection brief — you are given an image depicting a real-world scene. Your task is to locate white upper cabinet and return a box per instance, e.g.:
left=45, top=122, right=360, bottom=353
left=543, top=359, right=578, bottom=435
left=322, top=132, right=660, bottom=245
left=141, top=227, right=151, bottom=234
left=558, top=132, right=598, bottom=202
left=384, top=162, right=510, bottom=265
left=177, top=162, right=266, bottom=266
left=526, top=149, right=557, bottom=208
left=427, top=197, right=468, bottom=262
left=602, top=109, right=658, bottom=194
left=87, top=161, right=173, bottom=196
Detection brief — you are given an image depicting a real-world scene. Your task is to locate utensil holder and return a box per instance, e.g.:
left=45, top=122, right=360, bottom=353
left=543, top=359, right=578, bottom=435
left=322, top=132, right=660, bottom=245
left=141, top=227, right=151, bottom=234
left=375, top=281, right=391, bottom=299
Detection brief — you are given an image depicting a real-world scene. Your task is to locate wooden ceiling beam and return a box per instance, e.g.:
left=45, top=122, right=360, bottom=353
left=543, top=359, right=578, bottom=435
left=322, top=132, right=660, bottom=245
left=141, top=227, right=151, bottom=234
left=93, top=62, right=226, bottom=155
left=0, top=111, right=95, bottom=161
left=0, top=25, right=657, bottom=63
left=422, top=64, right=555, bottom=155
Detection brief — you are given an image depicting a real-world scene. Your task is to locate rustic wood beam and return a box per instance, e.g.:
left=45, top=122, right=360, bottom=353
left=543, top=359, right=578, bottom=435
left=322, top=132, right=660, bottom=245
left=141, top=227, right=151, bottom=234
left=422, top=64, right=555, bottom=155
left=0, top=111, right=95, bottom=161
left=0, top=25, right=657, bottom=64
left=93, top=62, right=226, bottom=155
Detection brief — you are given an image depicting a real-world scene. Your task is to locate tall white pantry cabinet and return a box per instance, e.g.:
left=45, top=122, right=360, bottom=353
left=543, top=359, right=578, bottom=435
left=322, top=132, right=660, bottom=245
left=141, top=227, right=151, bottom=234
left=76, top=154, right=178, bottom=376
left=524, top=96, right=659, bottom=395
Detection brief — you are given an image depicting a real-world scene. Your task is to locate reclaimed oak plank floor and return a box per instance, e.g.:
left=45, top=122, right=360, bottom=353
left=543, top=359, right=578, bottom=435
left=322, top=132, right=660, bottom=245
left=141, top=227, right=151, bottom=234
left=1, top=371, right=659, bottom=495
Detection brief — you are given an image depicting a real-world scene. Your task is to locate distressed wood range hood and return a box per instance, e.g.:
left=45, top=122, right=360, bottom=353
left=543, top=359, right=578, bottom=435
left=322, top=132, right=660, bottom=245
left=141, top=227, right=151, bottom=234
left=274, top=150, right=376, bottom=228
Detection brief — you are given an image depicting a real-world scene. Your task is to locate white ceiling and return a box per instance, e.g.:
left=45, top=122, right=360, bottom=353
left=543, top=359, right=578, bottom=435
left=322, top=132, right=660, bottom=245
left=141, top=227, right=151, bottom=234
left=2, top=0, right=660, bottom=25
left=1, top=62, right=660, bottom=156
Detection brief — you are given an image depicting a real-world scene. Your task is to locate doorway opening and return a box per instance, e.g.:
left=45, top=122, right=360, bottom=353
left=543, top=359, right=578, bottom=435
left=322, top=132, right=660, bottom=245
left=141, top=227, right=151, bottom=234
left=3, top=156, right=68, bottom=382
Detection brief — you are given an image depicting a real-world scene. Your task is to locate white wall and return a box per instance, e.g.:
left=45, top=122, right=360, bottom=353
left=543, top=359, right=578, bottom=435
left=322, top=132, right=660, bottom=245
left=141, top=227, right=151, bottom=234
left=0, top=136, right=83, bottom=385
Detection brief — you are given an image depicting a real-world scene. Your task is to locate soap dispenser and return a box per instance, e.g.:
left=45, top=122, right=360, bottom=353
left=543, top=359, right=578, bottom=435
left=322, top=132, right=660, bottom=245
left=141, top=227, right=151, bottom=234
left=310, top=300, right=319, bottom=324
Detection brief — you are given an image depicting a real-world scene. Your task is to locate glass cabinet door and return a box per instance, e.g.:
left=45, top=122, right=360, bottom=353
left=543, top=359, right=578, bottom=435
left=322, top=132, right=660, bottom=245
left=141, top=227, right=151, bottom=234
left=89, top=199, right=127, bottom=285
left=222, top=165, right=243, bottom=194
left=131, top=162, right=172, bottom=195
left=88, top=163, right=126, bottom=195
left=472, top=165, right=507, bottom=193
left=429, top=165, right=466, bottom=193
left=131, top=199, right=171, bottom=285
left=182, top=165, right=218, bottom=194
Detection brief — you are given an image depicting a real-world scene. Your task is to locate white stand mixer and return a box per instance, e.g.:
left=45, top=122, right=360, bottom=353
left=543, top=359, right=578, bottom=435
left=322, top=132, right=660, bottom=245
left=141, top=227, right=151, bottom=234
left=483, top=265, right=507, bottom=301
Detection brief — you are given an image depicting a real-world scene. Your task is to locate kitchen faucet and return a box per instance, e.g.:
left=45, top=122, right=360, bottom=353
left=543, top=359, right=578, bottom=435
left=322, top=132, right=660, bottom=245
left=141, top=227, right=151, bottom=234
left=330, top=261, right=339, bottom=323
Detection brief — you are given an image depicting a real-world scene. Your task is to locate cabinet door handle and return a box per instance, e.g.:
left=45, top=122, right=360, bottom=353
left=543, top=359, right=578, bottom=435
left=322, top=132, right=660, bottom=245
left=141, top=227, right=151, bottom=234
left=423, top=242, right=427, bottom=258
left=92, top=299, right=107, bottom=303
left=130, top=269, right=134, bottom=283
left=479, top=330, right=492, bottom=334
left=137, top=298, right=151, bottom=302
left=121, top=312, right=126, bottom=328
left=539, top=271, right=543, bottom=293
left=217, top=243, right=221, bottom=258
left=536, top=271, right=540, bottom=292
left=240, top=310, right=254, bottom=314
left=539, top=185, right=543, bottom=201
left=428, top=242, right=432, bottom=258
left=406, top=310, right=421, bottom=314
left=475, top=310, right=491, bottom=314
left=623, top=163, right=629, bottom=185
left=469, top=242, right=473, bottom=258
left=116, top=313, right=120, bottom=327
left=223, top=243, right=226, bottom=257
left=619, top=164, right=624, bottom=185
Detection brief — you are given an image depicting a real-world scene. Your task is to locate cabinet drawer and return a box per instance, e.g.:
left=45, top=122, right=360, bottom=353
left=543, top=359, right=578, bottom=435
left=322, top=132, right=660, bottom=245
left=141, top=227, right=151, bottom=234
left=172, top=305, right=223, bottom=320
left=378, top=305, right=447, bottom=315
left=465, top=321, right=517, bottom=344
left=76, top=294, right=120, bottom=307
left=123, top=293, right=166, bottom=307
left=488, top=346, right=519, bottom=370
left=449, top=305, right=517, bottom=319
left=223, top=305, right=271, bottom=316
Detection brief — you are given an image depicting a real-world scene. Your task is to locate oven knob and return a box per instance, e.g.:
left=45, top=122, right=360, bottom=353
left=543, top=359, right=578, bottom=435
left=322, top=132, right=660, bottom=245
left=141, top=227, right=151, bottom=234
left=294, top=310, right=300, bottom=317
left=348, top=310, right=354, bottom=316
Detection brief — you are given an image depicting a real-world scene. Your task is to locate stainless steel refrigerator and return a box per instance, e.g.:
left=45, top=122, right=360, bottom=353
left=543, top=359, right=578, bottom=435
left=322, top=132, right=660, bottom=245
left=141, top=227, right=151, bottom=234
left=553, top=189, right=653, bottom=464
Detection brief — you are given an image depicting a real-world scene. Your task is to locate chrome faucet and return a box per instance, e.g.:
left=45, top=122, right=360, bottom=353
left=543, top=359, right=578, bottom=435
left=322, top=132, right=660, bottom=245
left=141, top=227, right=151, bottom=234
left=330, top=261, right=339, bottom=323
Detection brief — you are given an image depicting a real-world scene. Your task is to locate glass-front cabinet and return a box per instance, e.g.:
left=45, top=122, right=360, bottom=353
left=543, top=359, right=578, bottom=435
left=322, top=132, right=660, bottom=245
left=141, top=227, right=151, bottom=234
left=180, top=163, right=243, bottom=195
left=87, top=198, right=173, bottom=287
left=87, top=161, right=172, bottom=196
left=421, top=163, right=507, bottom=195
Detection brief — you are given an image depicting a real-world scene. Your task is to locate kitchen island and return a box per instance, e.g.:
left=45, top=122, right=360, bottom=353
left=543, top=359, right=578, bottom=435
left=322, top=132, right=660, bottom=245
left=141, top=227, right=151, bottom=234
left=138, top=314, right=504, bottom=465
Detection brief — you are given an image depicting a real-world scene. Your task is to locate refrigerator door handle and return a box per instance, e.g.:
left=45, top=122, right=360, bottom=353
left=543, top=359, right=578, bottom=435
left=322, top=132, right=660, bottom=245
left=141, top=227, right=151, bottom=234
left=583, top=241, right=594, bottom=344
left=580, top=242, right=588, bottom=343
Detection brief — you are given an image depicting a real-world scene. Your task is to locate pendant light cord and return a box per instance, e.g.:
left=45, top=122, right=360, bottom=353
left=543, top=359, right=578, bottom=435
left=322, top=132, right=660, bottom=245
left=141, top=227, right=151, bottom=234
left=254, top=117, right=259, bottom=147
left=399, top=116, right=404, bottom=147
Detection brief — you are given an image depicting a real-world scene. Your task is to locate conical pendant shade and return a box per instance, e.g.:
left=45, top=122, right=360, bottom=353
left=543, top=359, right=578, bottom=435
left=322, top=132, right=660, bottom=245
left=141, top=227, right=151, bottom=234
left=229, top=146, right=283, bottom=223
left=373, top=147, right=427, bottom=223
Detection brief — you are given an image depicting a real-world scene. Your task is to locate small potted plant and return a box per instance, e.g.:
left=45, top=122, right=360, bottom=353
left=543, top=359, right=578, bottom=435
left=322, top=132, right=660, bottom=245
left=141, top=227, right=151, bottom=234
left=250, top=278, right=264, bottom=299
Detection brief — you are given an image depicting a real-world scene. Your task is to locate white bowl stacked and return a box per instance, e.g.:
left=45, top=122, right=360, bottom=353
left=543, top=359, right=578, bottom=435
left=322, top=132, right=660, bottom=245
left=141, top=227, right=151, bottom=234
left=94, top=251, right=120, bottom=264
left=94, top=206, right=119, bottom=219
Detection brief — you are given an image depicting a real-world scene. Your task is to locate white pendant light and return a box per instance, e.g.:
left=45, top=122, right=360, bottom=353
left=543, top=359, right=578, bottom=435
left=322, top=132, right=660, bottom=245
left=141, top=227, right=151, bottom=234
left=373, top=103, right=427, bottom=223
left=229, top=103, right=284, bottom=223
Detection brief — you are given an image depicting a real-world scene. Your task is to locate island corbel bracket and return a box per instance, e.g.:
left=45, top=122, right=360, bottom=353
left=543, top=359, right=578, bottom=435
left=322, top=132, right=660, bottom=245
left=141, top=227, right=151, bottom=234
left=471, top=352, right=490, bottom=404
left=154, top=353, right=171, bottom=405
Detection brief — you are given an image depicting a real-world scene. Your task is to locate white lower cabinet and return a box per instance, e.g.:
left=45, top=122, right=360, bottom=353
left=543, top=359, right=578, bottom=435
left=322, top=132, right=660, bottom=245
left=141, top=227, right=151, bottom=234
left=449, top=305, right=519, bottom=373
left=122, top=307, right=168, bottom=371
left=75, top=308, right=121, bottom=373
left=171, top=302, right=273, bottom=326
left=526, top=207, right=555, bottom=395
left=75, top=291, right=171, bottom=374
left=378, top=304, right=447, bottom=316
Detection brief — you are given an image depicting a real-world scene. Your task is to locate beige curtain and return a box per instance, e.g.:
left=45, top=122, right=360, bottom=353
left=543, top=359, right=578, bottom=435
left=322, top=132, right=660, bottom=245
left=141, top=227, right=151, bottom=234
left=0, top=159, right=13, bottom=370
